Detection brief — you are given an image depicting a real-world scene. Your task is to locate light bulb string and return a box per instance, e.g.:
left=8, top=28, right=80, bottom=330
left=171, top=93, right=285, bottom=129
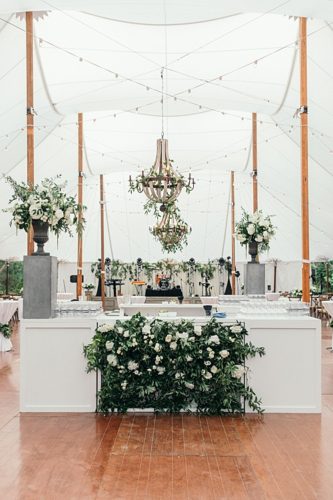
left=161, top=67, right=164, bottom=139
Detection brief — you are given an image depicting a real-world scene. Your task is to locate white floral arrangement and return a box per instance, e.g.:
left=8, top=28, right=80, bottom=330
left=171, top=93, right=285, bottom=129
left=84, top=313, right=265, bottom=414
left=4, top=176, right=85, bottom=236
left=235, top=209, right=276, bottom=252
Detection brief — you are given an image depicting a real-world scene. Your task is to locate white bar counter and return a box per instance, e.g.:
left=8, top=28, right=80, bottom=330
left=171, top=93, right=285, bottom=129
left=20, top=315, right=321, bottom=413
left=20, top=318, right=97, bottom=413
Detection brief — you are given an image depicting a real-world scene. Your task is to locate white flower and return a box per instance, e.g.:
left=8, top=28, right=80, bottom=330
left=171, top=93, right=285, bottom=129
left=204, top=361, right=211, bottom=366
left=247, top=223, right=255, bottom=235
left=54, top=208, right=64, bottom=220
left=121, top=381, right=127, bottom=390
left=29, top=205, right=43, bottom=219
left=155, top=355, right=161, bottom=365
left=123, top=330, right=129, bottom=338
left=194, top=325, right=202, bottom=336
left=208, top=351, right=215, bottom=359
left=255, top=235, right=263, bottom=243
left=210, top=365, right=218, bottom=374
left=220, top=350, right=229, bottom=359
left=107, top=354, right=118, bottom=367
left=117, top=326, right=124, bottom=334
left=263, top=230, right=269, bottom=240
left=175, top=372, right=181, bottom=379
left=170, top=341, right=177, bottom=350
left=203, top=371, right=212, bottom=380
left=128, top=360, right=139, bottom=371
left=233, top=365, right=246, bottom=379
left=134, top=370, right=139, bottom=375
left=230, top=325, right=242, bottom=334
left=237, top=234, right=246, bottom=243
left=165, top=334, right=172, bottom=343
left=185, top=382, right=194, bottom=390
left=186, top=355, right=193, bottom=362
left=105, top=341, right=114, bottom=351
left=154, top=343, right=161, bottom=352
left=98, top=324, right=113, bottom=333
left=208, top=335, right=220, bottom=345
left=142, top=324, right=151, bottom=334
left=116, top=348, right=122, bottom=354
left=157, top=366, right=165, bottom=375
left=176, top=332, right=189, bottom=341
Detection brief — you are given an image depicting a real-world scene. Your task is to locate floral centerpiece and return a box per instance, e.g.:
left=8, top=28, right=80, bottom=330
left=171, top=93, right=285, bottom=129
left=4, top=176, right=85, bottom=255
left=84, top=313, right=265, bottom=414
left=235, top=209, right=276, bottom=262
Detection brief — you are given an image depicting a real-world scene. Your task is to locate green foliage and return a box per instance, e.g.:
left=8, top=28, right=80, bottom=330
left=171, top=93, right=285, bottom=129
left=84, top=314, right=265, bottom=414
left=0, top=261, right=23, bottom=295
left=0, top=323, right=12, bottom=338
left=311, top=261, right=333, bottom=293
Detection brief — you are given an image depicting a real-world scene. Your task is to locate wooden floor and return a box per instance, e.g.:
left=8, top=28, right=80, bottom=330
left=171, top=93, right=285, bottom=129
left=0, top=325, right=333, bottom=499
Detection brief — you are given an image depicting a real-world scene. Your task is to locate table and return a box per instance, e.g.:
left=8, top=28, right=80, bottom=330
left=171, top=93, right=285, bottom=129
left=0, top=300, right=18, bottom=352
left=20, top=315, right=321, bottom=413
left=145, top=288, right=183, bottom=299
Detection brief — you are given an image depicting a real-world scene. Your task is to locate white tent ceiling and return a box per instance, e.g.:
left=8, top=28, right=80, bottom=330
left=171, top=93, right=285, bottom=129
left=0, top=2, right=332, bottom=263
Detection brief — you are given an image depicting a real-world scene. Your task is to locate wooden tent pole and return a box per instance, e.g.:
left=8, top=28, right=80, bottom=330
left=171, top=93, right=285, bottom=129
left=26, top=12, right=34, bottom=255
left=252, top=112, right=258, bottom=213
left=231, top=171, right=236, bottom=295
left=100, top=175, right=106, bottom=311
left=299, top=17, right=310, bottom=303
left=76, top=113, right=83, bottom=299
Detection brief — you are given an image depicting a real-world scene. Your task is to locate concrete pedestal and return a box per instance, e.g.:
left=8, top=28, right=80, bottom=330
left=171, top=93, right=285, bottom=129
left=23, top=256, right=57, bottom=319
left=245, top=263, right=265, bottom=295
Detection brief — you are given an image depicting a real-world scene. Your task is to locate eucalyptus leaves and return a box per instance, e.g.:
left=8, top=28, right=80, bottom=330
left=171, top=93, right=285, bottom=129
left=4, top=176, right=85, bottom=237
left=84, top=313, right=265, bottom=414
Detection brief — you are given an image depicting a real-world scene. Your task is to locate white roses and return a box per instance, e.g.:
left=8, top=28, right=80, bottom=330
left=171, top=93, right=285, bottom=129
left=194, top=325, right=202, bottom=336
left=165, top=334, right=172, bottom=343
left=230, top=325, right=242, bottom=334
left=220, top=350, right=229, bottom=359
left=107, top=354, right=118, bottom=366
left=170, top=341, right=177, bottom=350
left=232, top=365, right=246, bottom=379
left=247, top=223, right=255, bottom=235
left=208, top=335, right=220, bottom=345
left=127, top=360, right=139, bottom=371
left=105, top=340, right=114, bottom=351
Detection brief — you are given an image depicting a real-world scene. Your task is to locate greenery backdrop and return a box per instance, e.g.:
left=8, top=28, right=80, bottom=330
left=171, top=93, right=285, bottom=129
left=84, top=314, right=265, bottom=414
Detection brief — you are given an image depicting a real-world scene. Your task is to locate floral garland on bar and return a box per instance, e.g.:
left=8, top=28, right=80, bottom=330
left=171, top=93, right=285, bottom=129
left=84, top=313, right=265, bottom=414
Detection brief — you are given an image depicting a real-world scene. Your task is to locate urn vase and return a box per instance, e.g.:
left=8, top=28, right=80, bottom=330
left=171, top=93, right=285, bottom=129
left=32, top=220, right=50, bottom=256
left=248, top=241, right=258, bottom=263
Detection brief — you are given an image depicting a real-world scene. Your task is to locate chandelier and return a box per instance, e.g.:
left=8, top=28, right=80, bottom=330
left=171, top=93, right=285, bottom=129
left=129, top=68, right=195, bottom=205
left=151, top=210, right=191, bottom=253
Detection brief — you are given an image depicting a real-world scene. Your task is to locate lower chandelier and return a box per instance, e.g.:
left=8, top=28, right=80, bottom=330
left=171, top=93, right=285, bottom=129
left=150, top=210, right=191, bottom=253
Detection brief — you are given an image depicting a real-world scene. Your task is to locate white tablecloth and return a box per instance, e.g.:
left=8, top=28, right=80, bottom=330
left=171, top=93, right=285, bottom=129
left=0, top=300, right=18, bottom=324
left=0, top=333, right=12, bottom=352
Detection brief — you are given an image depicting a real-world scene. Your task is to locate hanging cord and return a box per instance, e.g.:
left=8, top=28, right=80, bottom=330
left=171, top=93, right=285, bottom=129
left=161, top=67, right=164, bottom=138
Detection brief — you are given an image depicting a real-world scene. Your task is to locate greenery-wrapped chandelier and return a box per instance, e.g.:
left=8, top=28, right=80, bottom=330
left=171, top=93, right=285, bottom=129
left=129, top=138, right=194, bottom=204
left=150, top=208, right=191, bottom=253
left=128, top=68, right=194, bottom=253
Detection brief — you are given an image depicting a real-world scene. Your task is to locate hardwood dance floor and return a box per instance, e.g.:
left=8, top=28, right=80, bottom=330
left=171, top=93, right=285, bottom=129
left=0, top=325, right=333, bottom=499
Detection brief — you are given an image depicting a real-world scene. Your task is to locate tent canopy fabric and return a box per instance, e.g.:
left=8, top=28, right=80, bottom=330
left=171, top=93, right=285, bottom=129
left=0, top=2, right=332, bottom=263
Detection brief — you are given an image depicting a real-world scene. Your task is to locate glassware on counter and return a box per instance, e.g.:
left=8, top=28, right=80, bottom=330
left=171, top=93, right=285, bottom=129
left=55, top=301, right=103, bottom=318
